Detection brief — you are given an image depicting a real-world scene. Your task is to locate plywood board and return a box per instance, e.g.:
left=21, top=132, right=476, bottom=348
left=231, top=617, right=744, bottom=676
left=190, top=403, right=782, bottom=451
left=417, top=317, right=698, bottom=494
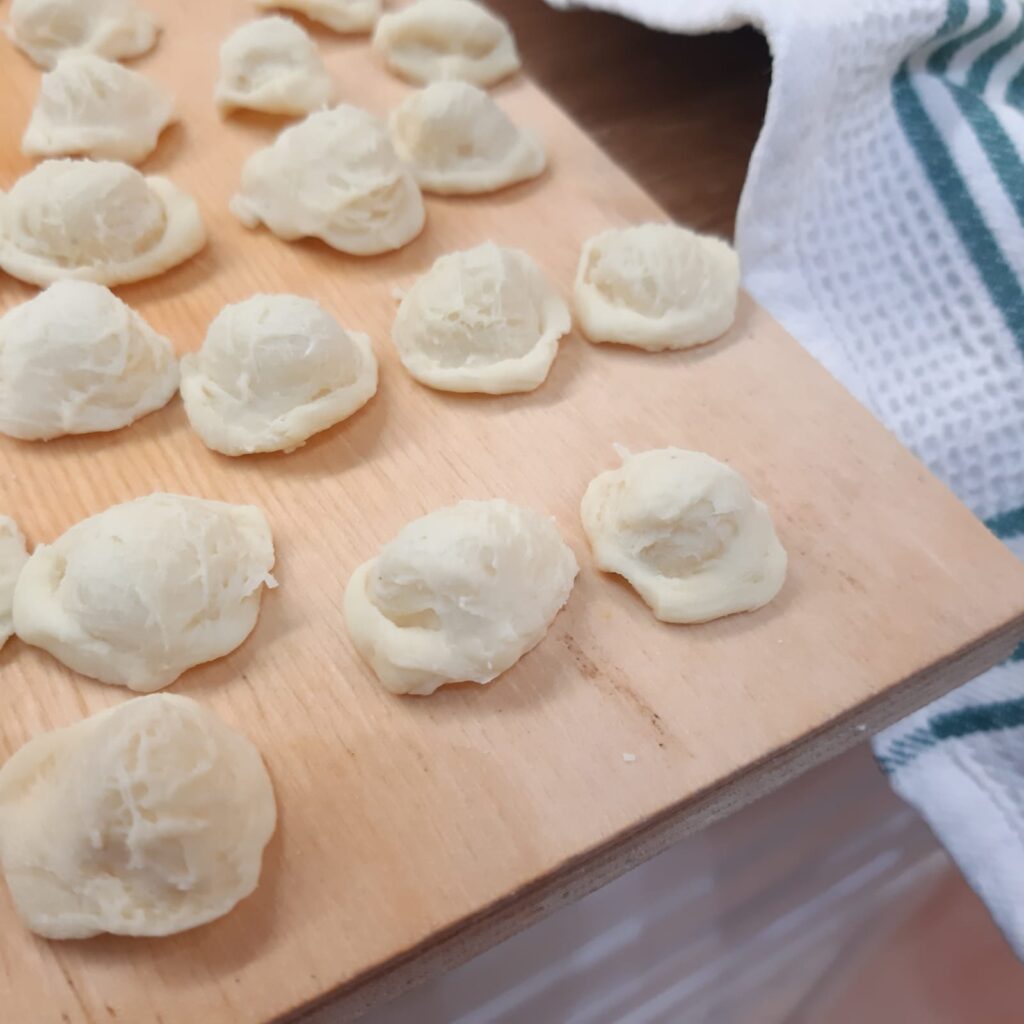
left=1, top=3, right=1023, bottom=1022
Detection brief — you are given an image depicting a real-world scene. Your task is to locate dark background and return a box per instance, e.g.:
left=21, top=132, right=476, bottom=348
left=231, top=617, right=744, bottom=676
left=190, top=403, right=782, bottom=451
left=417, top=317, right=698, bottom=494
left=488, top=0, right=772, bottom=236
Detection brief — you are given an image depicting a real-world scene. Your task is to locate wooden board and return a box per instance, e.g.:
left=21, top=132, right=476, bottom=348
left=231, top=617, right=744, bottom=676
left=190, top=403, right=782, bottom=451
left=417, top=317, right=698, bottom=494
left=1, top=4, right=1023, bottom=1022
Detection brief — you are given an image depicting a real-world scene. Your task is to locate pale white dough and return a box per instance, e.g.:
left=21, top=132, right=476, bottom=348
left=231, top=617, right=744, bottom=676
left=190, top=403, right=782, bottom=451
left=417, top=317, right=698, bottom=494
left=0, top=281, right=178, bottom=441
left=13, top=493, right=277, bottom=691
left=389, top=81, right=545, bottom=195
left=0, top=159, right=205, bottom=288
left=580, top=448, right=787, bottom=623
left=0, top=517, right=29, bottom=649
left=22, top=54, right=174, bottom=164
left=231, top=105, right=425, bottom=256
left=6, top=0, right=158, bottom=69
left=0, top=693, right=276, bottom=939
left=254, top=0, right=379, bottom=33
left=392, top=242, right=570, bottom=394
left=574, top=224, right=741, bottom=351
left=180, top=294, right=378, bottom=455
left=215, top=17, right=331, bottom=117
left=345, top=499, right=578, bottom=695
left=372, top=0, right=519, bottom=87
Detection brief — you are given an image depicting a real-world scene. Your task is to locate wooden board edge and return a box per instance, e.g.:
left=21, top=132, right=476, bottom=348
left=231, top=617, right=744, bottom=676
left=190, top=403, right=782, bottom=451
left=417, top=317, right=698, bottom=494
left=280, top=611, right=1024, bottom=1024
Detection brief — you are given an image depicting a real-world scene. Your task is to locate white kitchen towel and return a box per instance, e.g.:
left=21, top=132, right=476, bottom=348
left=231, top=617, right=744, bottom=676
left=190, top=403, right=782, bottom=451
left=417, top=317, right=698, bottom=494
left=548, top=0, right=1024, bottom=957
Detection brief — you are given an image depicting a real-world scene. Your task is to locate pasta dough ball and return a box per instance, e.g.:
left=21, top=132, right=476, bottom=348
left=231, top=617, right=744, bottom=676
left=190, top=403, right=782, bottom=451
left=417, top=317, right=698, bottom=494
left=580, top=447, right=787, bottom=623
left=0, top=694, right=276, bottom=939
left=215, top=17, right=331, bottom=117
left=0, top=281, right=178, bottom=441
left=180, top=294, right=378, bottom=455
left=22, top=54, right=174, bottom=164
left=574, top=224, right=741, bottom=351
left=389, top=81, right=545, bottom=195
left=345, top=499, right=578, bottom=695
left=231, top=105, right=425, bottom=256
left=373, top=0, right=519, bottom=87
left=253, top=0, right=379, bottom=33
left=0, top=517, right=29, bottom=650
left=392, top=242, right=570, bottom=394
left=6, top=0, right=157, bottom=70
left=0, top=159, right=205, bottom=288
left=13, top=493, right=277, bottom=691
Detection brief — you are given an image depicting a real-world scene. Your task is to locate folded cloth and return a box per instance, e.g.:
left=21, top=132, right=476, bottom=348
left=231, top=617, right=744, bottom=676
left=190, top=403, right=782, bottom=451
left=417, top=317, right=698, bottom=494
left=547, top=0, right=1024, bottom=957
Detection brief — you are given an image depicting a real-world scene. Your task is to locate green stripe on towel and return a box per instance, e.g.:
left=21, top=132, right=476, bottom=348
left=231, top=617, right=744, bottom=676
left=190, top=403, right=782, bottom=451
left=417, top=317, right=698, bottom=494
left=892, top=64, right=1024, bottom=347
left=879, top=690, right=1024, bottom=773
left=931, top=696, right=1024, bottom=738
left=942, top=0, right=1024, bottom=225
left=927, top=0, right=972, bottom=72
left=930, top=0, right=1004, bottom=75
left=986, top=506, right=1024, bottom=538
left=945, top=82, right=1024, bottom=225
left=1009, top=64, right=1024, bottom=107
left=895, top=0, right=1024, bottom=342
left=967, top=1, right=1024, bottom=93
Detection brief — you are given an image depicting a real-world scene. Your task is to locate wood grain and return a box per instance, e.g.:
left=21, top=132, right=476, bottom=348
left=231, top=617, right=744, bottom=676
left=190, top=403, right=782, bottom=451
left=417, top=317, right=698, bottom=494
left=0, top=3, right=1023, bottom=1022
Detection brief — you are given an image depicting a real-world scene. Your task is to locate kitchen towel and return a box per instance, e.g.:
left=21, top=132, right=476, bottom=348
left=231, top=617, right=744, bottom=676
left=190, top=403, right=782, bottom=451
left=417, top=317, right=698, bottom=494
left=547, top=0, right=1024, bottom=957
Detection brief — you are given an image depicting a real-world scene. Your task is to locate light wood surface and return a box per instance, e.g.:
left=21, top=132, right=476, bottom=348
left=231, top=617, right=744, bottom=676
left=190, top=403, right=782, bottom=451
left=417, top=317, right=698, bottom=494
left=1, top=3, right=1023, bottom=1022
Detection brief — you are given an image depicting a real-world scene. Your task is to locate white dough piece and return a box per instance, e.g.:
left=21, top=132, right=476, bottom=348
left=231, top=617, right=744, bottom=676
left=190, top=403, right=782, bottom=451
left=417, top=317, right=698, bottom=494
left=580, top=448, right=787, bottom=623
left=372, top=0, right=519, bottom=87
left=6, top=0, right=158, bottom=70
left=254, top=0, right=379, bottom=33
left=0, top=517, right=29, bottom=649
left=13, top=493, right=277, bottom=691
left=0, top=159, right=205, bottom=288
left=180, top=294, right=378, bottom=455
left=574, top=224, right=741, bottom=351
left=231, top=105, right=425, bottom=256
left=345, top=499, right=578, bottom=695
left=389, top=81, right=545, bottom=195
left=0, top=694, right=276, bottom=939
left=215, top=17, right=331, bottom=117
left=22, top=54, right=174, bottom=164
left=392, top=242, right=570, bottom=394
left=0, top=281, right=178, bottom=441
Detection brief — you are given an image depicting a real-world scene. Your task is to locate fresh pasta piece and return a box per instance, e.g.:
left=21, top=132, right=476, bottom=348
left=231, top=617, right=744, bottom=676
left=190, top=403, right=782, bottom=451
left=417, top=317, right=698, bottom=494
left=13, top=493, right=277, bottom=691
left=0, top=517, right=29, bottom=649
left=372, top=0, right=519, bottom=87
left=253, top=0, right=379, bottom=33
left=574, top=223, right=740, bottom=351
left=0, top=159, right=205, bottom=288
left=389, top=81, right=544, bottom=195
left=7, top=0, right=158, bottom=69
left=231, top=105, right=424, bottom=256
left=580, top=447, right=787, bottom=623
left=180, top=293, right=378, bottom=455
left=22, top=53, right=174, bottom=164
left=215, top=17, right=331, bottom=117
left=0, top=281, right=178, bottom=441
left=0, top=694, right=276, bottom=939
left=345, top=499, right=578, bottom=695
left=392, top=242, right=570, bottom=394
